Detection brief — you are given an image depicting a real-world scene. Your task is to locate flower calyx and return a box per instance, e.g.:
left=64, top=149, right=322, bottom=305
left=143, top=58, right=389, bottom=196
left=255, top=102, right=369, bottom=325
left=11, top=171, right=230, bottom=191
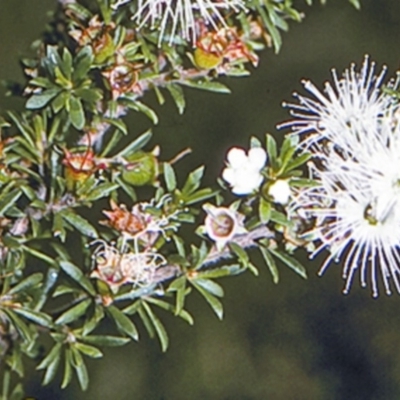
left=203, top=203, right=247, bottom=251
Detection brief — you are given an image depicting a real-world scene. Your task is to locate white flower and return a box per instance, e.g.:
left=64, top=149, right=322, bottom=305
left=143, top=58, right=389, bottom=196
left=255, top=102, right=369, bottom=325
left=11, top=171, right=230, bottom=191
left=203, top=203, right=247, bottom=250
left=279, top=55, right=398, bottom=152
left=128, top=0, right=246, bottom=46
left=289, top=109, right=400, bottom=297
left=283, top=57, right=400, bottom=297
left=268, top=179, right=291, bottom=205
left=292, top=157, right=400, bottom=298
left=222, top=147, right=267, bottom=195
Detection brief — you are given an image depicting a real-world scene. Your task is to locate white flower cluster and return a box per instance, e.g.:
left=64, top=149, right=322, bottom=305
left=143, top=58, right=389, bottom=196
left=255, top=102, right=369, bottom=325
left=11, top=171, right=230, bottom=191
left=283, top=56, right=400, bottom=297
left=222, top=147, right=267, bottom=195
left=128, top=0, right=246, bottom=45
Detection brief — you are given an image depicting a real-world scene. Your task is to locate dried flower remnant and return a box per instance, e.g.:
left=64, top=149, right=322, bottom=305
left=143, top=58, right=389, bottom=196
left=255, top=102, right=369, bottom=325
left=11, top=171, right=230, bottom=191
left=102, top=196, right=182, bottom=244
left=91, top=241, right=167, bottom=293
left=62, top=148, right=102, bottom=190
left=203, top=203, right=247, bottom=250
left=69, top=15, right=116, bottom=63
left=102, top=56, right=144, bottom=100
left=222, top=147, right=266, bottom=195
left=129, top=0, right=246, bottom=46
left=101, top=200, right=147, bottom=237
left=194, top=25, right=258, bottom=70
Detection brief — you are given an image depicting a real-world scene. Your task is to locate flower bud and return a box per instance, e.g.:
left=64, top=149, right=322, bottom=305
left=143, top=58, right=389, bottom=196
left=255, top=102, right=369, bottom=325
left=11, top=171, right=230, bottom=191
left=268, top=179, right=291, bottom=205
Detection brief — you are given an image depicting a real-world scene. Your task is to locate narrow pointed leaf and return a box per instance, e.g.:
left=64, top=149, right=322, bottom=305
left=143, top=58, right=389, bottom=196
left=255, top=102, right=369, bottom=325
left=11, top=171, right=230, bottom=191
left=107, top=305, right=139, bottom=341
left=59, top=260, right=96, bottom=295
left=61, top=210, right=98, bottom=238
left=259, top=247, right=279, bottom=284
left=191, top=282, right=223, bottom=320
left=142, top=302, right=169, bottom=352
left=55, top=298, right=91, bottom=325
left=268, top=248, right=307, bottom=279
left=13, top=308, right=53, bottom=328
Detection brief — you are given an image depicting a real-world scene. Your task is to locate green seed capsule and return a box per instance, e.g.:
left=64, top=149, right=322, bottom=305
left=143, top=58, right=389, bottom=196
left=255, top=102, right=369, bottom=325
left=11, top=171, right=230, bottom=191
left=121, top=151, right=158, bottom=186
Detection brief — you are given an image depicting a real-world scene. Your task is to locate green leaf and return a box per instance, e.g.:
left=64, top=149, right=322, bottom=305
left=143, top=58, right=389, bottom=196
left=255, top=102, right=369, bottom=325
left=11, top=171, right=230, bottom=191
left=163, top=162, right=176, bottom=192
left=181, top=166, right=205, bottom=195
left=35, top=268, right=59, bottom=311
left=285, top=153, right=312, bottom=173
left=348, top=0, right=360, bottom=9
left=85, top=182, right=118, bottom=202
left=166, top=84, right=185, bottom=114
left=13, top=307, right=53, bottom=328
left=115, top=129, right=152, bottom=158
left=270, top=209, right=291, bottom=227
left=268, top=248, right=307, bottom=279
left=181, top=80, right=231, bottom=93
left=266, top=134, right=278, bottom=169
left=146, top=296, right=194, bottom=325
left=61, top=348, right=73, bottom=389
left=74, top=88, right=102, bottom=104
left=182, top=188, right=217, bottom=206
left=107, top=305, right=139, bottom=341
left=74, top=343, right=103, bottom=358
left=52, top=91, right=69, bottom=114
left=26, top=88, right=61, bottom=109
left=69, top=96, right=85, bottom=130
left=8, top=273, right=43, bottom=295
left=3, top=310, right=32, bottom=343
left=61, top=210, right=98, bottom=238
left=37, top=343, right=63, bottom=370
left=42, top=348, right=62, bottom=386
left=0, top=189, right=21, bottom=216
left=195, top=264, right=243, bottom=279
left=82, top=305, right=104, bottom=336
left=55, top=298, right=92, bottom=325
left=229, top=242, right=250, bottom=265
left=61, top=48, right=73, bottom=80
left=22, top=245, right=56, bottom=266
left=192, top=282, right=223, bottom=320
left=259, top=198, right=271, bottom=223
left=192, top=278, right=224, bottom=297
left=10, top=383, right=24, bottom=400
left=71, top=348, right=89, bottom=391
left=114, top=175, right=137, bottom=201
left=59, top=260, right=96, bottom=296
left=259, top=247, right=279, bottom=284
left=125, top=99, right=158, bottom=124
left=80, top=335, right=130, bottom=347
left=142, top=302, right=169, bottom=352
left=73, top=46, right=94, bottom=80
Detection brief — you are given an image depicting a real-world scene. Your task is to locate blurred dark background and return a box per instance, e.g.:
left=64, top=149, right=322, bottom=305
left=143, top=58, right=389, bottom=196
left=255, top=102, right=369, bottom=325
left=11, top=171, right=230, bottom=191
left=2, top=1, right=400, bottom=399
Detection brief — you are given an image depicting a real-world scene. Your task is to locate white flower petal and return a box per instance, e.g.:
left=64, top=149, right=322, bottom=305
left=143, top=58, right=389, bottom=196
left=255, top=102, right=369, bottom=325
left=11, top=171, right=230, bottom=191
left=226, top=147, right=247, bottom=167
left=248, top=147, right=267, bottom=170
left=268, top=180, right=291, bottom=204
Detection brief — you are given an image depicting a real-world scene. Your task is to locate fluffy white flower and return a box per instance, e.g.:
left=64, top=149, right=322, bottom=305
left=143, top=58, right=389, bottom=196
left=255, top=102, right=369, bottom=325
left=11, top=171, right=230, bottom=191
left=279, top=55, right=398, bottom=153
left=128, top=0, right=246, bottom=45
left=222, top=147, right=267, bottom=195
left=284, top=57, right=400, bottom=297
left=268, top=179, right=291, bottom=205
left=292, top=155, right=400, bottom=297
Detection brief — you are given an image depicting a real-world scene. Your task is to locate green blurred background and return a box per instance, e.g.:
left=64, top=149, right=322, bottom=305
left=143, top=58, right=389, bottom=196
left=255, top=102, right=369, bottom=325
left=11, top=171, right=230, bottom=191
left=2, top=1, right=400, bottom=399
